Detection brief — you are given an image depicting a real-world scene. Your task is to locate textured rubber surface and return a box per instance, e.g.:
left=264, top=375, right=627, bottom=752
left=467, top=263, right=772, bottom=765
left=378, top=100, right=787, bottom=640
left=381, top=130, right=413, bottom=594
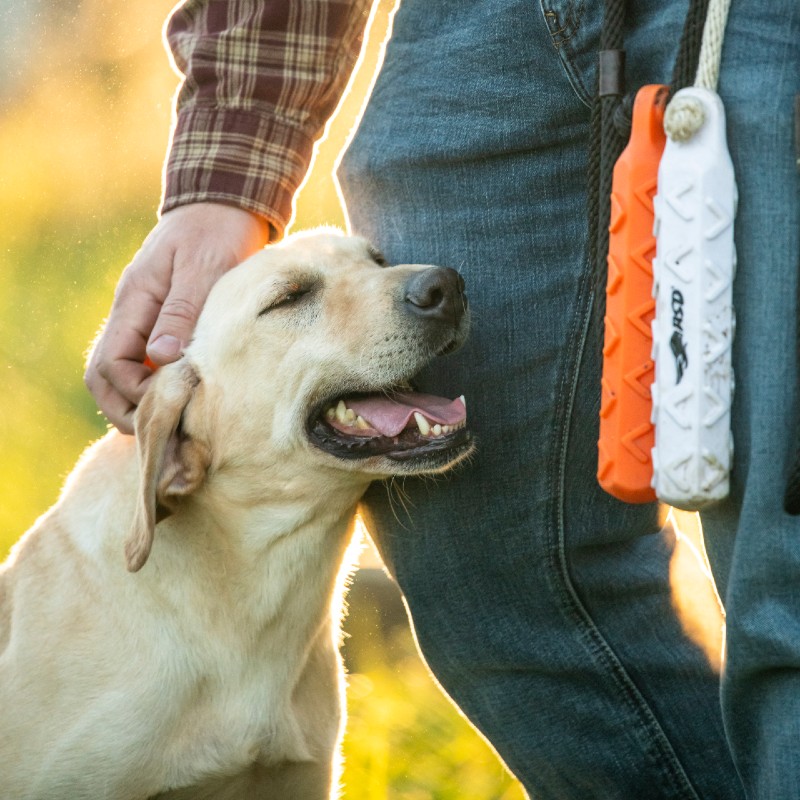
left=651, top=86, right=736, bottom=510
left=598, top=85, right=668, bottom=504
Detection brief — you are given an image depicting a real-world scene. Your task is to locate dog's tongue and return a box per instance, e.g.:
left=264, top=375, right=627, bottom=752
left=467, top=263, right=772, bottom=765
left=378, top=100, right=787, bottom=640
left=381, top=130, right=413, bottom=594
left=346, top=392, right=466, bottom=436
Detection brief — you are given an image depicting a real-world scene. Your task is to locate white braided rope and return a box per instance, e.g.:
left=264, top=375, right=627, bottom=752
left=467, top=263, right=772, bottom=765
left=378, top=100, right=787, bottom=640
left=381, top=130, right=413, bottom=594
left=663, top=96, right=706, bottom=141
left=694, top=0, right=732, bottom=90
left=664, top=0, right=733, bottom=141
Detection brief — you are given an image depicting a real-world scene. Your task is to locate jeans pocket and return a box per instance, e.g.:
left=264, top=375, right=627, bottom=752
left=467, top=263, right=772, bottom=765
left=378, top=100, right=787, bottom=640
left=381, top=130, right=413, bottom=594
left=539, top=0, right=602, bottom=107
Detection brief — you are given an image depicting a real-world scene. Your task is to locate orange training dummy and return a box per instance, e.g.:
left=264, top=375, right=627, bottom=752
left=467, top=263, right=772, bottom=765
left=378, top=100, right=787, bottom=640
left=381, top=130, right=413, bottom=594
left=597, top=84, right=668, bottom=504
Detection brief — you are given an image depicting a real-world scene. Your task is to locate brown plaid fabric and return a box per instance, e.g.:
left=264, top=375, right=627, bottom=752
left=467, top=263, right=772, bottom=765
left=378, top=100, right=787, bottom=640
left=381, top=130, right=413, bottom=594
left=161, top=0, right=372, bottom=236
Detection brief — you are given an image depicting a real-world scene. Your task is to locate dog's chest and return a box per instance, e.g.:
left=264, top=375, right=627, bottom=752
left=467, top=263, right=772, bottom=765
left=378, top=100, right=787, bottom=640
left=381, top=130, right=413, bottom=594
left=161, top=665, right=312, bottom=787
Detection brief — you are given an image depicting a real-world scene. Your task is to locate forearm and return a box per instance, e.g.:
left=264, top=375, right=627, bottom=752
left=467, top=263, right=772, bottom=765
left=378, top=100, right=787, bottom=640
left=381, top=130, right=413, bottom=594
left=161, top=0, right=372, bottom=235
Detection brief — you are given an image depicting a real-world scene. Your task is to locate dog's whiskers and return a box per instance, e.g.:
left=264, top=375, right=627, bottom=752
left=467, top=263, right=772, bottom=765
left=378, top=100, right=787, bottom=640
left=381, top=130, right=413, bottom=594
left=385, top=477, right=414, bottom=530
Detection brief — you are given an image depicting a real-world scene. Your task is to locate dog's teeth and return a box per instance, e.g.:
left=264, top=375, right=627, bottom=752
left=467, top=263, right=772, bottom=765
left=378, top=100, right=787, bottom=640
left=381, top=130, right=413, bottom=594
left=344, top=408, right=356, bottom=423
left=443, top=425, right=452, bottom=434
left=432, top=424, right=442, bottom=436
left=459, top=395, right=466, bottom=409
left=335, top=400, right=348, bottom=424
left=326, top=407, right=336, bottom=420
left=355, top=415, right=370, bottom=430
left=414, top=412, right=431, bottom=436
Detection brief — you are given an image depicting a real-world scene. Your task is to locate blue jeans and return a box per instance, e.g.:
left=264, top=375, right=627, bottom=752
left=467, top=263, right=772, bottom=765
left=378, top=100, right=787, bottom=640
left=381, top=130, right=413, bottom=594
left=338, top=1, right=799, bottom=797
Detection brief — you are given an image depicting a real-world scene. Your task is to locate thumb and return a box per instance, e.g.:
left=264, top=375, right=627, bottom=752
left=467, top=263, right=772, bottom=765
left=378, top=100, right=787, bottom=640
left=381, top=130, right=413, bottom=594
left=146, top=283, right=203, bottom=366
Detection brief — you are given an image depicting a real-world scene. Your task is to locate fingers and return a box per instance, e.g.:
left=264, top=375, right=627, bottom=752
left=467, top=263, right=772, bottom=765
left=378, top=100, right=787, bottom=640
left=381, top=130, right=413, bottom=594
left=146, top=294, right=202, bottom=366
left=145, top=251, right=217, bottom=367
left=85, top=260, right=167, bottom=434
left=84, top=366, right=146, bottom=436
left=85, top=203, right=270, bottom=433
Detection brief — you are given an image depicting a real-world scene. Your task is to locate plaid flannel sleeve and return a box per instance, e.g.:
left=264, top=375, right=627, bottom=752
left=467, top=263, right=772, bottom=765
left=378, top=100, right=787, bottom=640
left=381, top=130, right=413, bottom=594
left=161, top=0, right=372, bottom=236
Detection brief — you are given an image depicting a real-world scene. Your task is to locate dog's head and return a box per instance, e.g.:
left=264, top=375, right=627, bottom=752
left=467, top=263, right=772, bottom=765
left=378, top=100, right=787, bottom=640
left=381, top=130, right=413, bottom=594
left=125, top=229, right=472, bottom=572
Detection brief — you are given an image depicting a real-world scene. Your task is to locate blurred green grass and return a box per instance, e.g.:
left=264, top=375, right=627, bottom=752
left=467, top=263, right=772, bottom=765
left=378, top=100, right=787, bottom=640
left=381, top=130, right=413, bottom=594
left=0, top=2, right=525, bottom=797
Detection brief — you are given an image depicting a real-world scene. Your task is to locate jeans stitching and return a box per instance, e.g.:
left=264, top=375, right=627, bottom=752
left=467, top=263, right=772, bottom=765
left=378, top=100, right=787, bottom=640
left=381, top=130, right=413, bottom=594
left=545, top=0, right=585, bottom=46
left=547, top=255, right=702, bottom=798
left=539, top=0, right=593, bottom=107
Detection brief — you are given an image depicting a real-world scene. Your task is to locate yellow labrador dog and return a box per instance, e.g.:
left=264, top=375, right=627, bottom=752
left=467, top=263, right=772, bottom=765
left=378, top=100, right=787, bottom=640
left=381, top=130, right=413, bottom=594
left=0, top=230, right=471, bottom=800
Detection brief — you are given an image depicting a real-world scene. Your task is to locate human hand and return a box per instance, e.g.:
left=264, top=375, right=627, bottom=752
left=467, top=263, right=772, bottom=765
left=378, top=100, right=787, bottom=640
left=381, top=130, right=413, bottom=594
left=85, top=202, right=270, bottom=434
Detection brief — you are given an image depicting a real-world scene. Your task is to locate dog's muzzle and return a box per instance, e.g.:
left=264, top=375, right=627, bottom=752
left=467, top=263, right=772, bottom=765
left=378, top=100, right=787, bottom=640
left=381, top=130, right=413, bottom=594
left=307, top=266, right=472, bottom=467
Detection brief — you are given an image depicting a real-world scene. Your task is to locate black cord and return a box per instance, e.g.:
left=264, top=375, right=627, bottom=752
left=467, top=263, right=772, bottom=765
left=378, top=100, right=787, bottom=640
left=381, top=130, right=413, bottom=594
left=587, top=0, right=627, bottom=321
left=603, top=0, right=710, bottom=146
left=670, top=0, right=712, bottom=98
left=785, top=372, right=800, bottom=513
left=783, top=96, right=800, bottom=514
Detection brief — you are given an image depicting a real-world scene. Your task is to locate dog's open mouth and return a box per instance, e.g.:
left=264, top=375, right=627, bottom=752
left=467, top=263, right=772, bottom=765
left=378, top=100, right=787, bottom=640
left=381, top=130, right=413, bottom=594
left=308, top=390, right=470, bottom=461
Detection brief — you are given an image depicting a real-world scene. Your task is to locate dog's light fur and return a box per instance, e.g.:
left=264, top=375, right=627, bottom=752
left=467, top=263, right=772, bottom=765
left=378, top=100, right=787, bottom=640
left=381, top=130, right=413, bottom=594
left=0, top=230, right=470, bottom=799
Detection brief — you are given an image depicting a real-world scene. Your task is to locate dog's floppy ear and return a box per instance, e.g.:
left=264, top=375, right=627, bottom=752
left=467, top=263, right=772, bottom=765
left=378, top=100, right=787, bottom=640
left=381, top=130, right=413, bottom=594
left=125, top=360, right=210, bottom=573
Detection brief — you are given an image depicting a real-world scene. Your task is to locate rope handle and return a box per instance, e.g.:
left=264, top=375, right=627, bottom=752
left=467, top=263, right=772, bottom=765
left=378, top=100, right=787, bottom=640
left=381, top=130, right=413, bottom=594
left=664, top=0, right=733, bottom=141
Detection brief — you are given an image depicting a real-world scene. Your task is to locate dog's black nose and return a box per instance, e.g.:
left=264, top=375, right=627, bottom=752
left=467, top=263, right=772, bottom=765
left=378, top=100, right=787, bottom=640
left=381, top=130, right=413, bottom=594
left=404, top=267, right=466, bottom=326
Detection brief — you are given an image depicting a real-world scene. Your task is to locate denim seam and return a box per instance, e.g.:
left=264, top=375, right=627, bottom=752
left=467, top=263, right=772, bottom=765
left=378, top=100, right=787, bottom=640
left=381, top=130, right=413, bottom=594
left=547, top=265, right=702, bottom=799
left=543, top=0, right=585, bottom=46
left=539, top=1, right=593, bottom=108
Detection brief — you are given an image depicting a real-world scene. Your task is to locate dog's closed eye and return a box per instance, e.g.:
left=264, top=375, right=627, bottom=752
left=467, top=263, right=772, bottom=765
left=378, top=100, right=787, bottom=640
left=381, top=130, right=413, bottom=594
left=368, top=246, right=389, bottom=267
left=258, top=283, right=314, bottom=316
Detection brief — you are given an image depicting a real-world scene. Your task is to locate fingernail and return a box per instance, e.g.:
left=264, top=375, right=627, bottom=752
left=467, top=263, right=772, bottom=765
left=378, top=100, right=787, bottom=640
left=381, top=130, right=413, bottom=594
left=148, top=334, right=182, bottom=361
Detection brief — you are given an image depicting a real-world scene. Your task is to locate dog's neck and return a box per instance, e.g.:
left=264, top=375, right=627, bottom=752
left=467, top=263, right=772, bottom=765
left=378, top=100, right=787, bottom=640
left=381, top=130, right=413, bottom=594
left=64, top=431, right=370, bottom=645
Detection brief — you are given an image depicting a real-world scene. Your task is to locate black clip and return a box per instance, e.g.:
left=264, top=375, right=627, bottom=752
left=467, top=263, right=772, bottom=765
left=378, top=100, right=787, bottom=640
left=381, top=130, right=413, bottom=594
left=599, top=50, right=625, bottom=98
